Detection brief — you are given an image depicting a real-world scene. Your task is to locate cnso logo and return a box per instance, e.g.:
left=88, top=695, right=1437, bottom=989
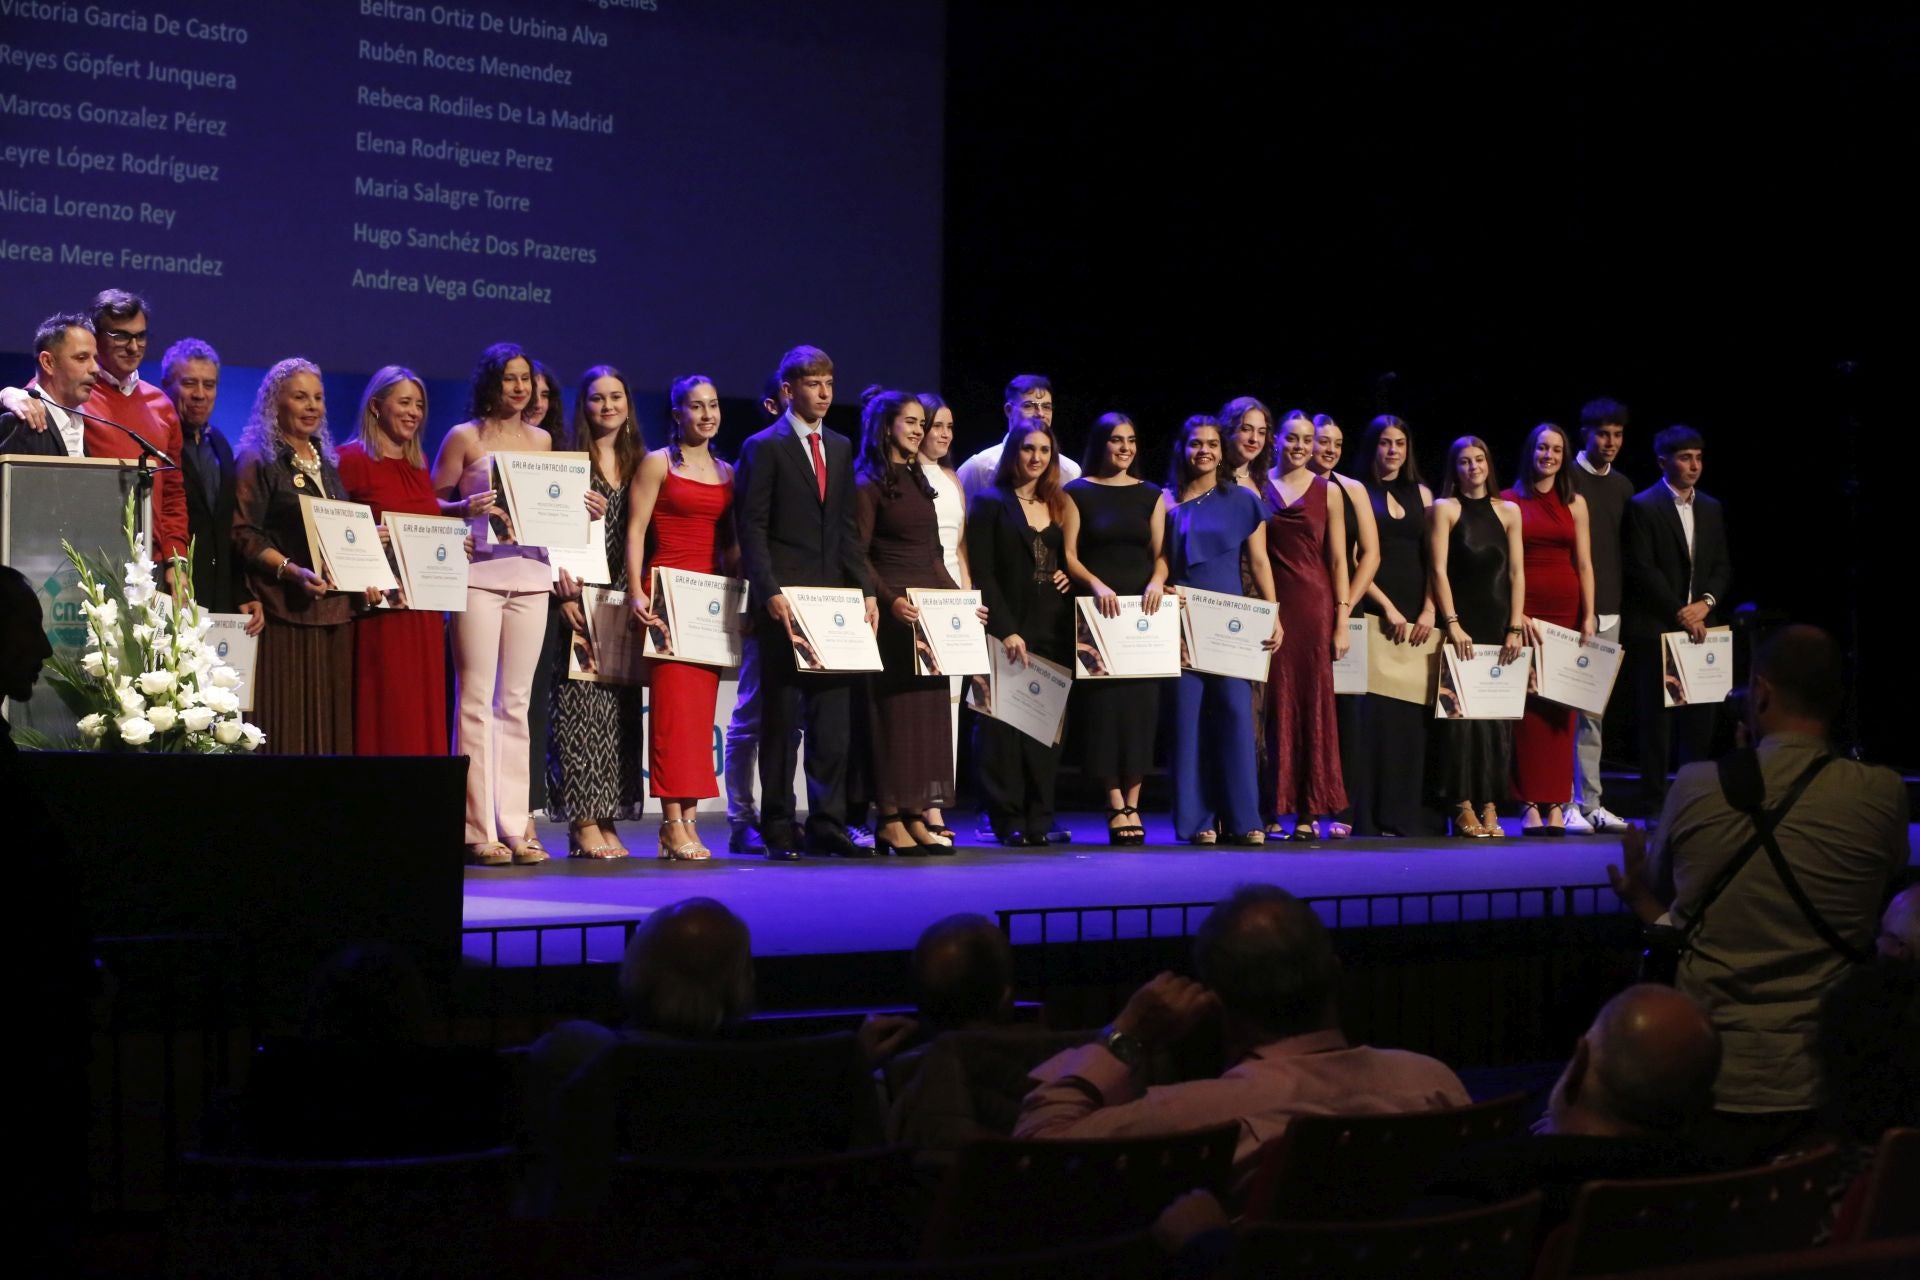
left=832, top=612, right=846, bottom=627
left=1135, top=618, right=1149, bottom=631
left=1027, top=681, right=1041, bottom=696
left=1705, top=652, right=1717, bottom=665
left=1227, top=619, right=1242, bottom=634
left=1576, top=655, right=1590, bottom=669
left=1490, top=666, right=1504, bottom=678
left=547, top=483, right=562, bottom=499
left=707, top=600, right=722, bottom=616
left=344, top=528, right=357, bottom=544
left=216, top=640, right=229, bottom=658
left=949, top=616, right=962, bottom=630
left=435, top=545, right=449, bottom=562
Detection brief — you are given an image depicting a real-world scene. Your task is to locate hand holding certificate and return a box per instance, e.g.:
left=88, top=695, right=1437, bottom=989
left=642, top=567, right=749, bottom=667
left=1331, top=616, right=1370, bottom=694
left=298, top=496, right=398, bottom=594
left=493, top=451, right=591, bottom=549
left=569, top=586, right=647, bottom=685
left=1178, top=586, right=1280, bottom=682
left=1075, top=596, right=1180, bottom=679
left=1662, top=626, right=1733, bottom=707
left=1434, top=648, right=1532, bottom=720
left=386, top=514, right=470, bottom=613
left=907, top=588, right=990, bottom=676
left=967, top=643, right=1073, bottom=746
left=785, top=587, right=883, bottom=672
left=1533, top=619, right=1624, bottom=715
left=547, top=517, right=611, bottom=586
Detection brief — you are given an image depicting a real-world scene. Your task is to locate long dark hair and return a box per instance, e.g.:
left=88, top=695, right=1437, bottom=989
left=562, top=365, right=646, bottom=487
left=916, top=391, right=956, bottom=469
left=1220, top=396, right=1274, bottom=491
left=1081, top=411, right=1139, bottom=479
left=993, top=418, right=1068, bottom=520
left=857, top=388, right=932, bottom=498
left=1168, top=414, right=1224, bottom=495
left=466, top=341, right=530, bottom=421
left=1362, top=414, right=1426, bottom=529
left=1516, top=422, right=1575, bottom=503
left=1440, top=435, right=1499, bottom=500
left=668, top=373, right=724, bottom=469
left=529, top=360, right=566, bottom=433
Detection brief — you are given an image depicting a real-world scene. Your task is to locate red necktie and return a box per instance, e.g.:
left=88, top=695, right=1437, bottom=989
left=808, top=431, right=827, bottom=503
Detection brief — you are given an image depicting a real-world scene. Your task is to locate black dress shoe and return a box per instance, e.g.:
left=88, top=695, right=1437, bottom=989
left=807, top=828, right=875, bottom=859
left=764, top=843, right=802, bottom=862
left=730, top=825, right=766, bottom=855
left=1023, top=832, right=1053, bottom=848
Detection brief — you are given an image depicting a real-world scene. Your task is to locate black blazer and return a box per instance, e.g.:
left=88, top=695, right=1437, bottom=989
left=0, top=410, right=68, bottom=456
left=180, top=427, right=250, bottom=613
left=1622, top=482, right=1731, bottom=639
left=965, top=488, right=1062, bottom=646
left=735, top=412, right=874, bottom=609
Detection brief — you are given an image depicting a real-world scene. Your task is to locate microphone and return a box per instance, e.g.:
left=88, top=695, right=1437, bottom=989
left=28, top=386, right=178, bottom=469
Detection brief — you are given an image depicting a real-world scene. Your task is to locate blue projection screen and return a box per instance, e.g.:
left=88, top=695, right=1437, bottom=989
left=0, top=0, right=945, bottom=390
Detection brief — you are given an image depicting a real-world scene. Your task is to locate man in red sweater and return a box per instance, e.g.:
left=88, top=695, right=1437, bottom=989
left=3, top=289, right=190, bottom=578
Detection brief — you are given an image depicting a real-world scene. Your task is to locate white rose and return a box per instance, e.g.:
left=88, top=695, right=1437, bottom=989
left=202, top=687, right=240, bottom=716
left=81, top=650, right=106, bottom=678
left=115, top=685, right=146, bottom=715
left=213, top=719, right=243, bottom=746
left=146, top=705, right=178, bottom=733
left=209, top=665, right=241, bottom=689
left=137, top=669, right=175, bottom=695
left=180, top=705, right=215, bottom=733
left=238, top=723, right=266, bottom=751
left=117, top=716, right=155, bottom=746
left=76, top=713, right=107, bottom=738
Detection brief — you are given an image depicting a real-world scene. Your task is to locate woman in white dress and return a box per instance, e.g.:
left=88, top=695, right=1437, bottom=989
left=915, top=391, right=968, bottom=842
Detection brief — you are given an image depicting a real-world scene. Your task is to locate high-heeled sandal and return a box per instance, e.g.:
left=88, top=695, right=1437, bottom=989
left=509, top=836, right=549, bottom=865
left=568, top=820, right=628, bottom=860
left=1119, top=807, right=1146, bottom=845
left=657, top=818, right=711, bottom=861
left=1188, top=828, right=1218, bottom=845
left=1537, top=803, right=1569, bottom=838
left=879, top=813, right=929, bottom=856
left=1451, top=803, right=1488, bottom=839
left=1290, top=820, right=1321, bottom=842
left=466, top=842, right=512, bottom=866
left=907, top=815, right=955, bottom=855
left=1480, top=803, right=1506, bottom=838
left=1323, top=821, right=1353, bottom=840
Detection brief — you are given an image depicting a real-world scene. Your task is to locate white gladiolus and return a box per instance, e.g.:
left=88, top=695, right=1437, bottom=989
left=238, top=723, right=265, bottom=750
left=81, top=650, right=106, bottom=677
left=131, top=623, right=156, bottom=645
left=117, top=716, right=155, bottom=746
left=146, top=705, right=178, bottom=733
left=137, top=669, right=175, bottom=695
left=213, top=719, right=243, bottom=746
left=83, top=598, right=120, bottom=630
left=181, top=705, right=216, bottom=732
left=77, top=713, right=107, bottom=738
left=209, top=666, right=241, bottom=689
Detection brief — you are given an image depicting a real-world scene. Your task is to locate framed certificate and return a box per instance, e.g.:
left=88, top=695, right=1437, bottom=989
left=386, top=514, right=469, bottom=613
left=973, top=644, right=1072, bottom=746
left=1178, top=586, right=1277, bottom=682
left=1434, top=648, right=1532, bottom=720
left=1331, top=616, right=1370, bottom=695
left=1662, top=626, right=1734, bottom=707
left=1535, top=619, right=1624, bottom=716
left=909, top=588, right=990, bottom=676
left=786, top=586, right=883, bottom=672
left=493, top=451, right=591, bottom=549
left=569, top=585, right=647, bottom=685
left=547, top=517, right=611, bottom=586
left=298, top=496, right=397, bottom=593
left=204, top=613, right=259, bottom=712
left=1074, top=596, right=1180, bottom=679
left=642, top=567, right=749, bottom=667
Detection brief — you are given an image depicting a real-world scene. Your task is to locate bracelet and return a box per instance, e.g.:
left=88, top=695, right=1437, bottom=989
left=1506, top=625, right=1525, bottom=635
left=275, top=559, right=291, bottom=581
left=1442, top=614, right=1460, bottom=625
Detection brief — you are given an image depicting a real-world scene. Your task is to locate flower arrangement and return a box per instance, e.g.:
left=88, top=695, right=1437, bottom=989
left=33, top=490, right=264, bottom=753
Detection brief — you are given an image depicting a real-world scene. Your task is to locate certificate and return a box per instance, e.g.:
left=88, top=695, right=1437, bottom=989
left=386, top=514, right=469, bottom=613
left=975, top=644, right=1072, bottom=746
left=1331, top=616, right=1370, bottom=695
left=204, top=613, right=259, bottom=712
left=1663, top=627, right=1734, bottom=707
left=1178, top=586, right=1277, bottom=682
left=908, top=588, right=990, bottom=676
left=568, top=586, right=646, bottom=685
left=1074, top=597, right=1180, bottom=679
left=643, top=567, right=749, bottom=667
left=786, top=586, right=883, bottom=672
left=1434, top=648, right=1532, bottom=720
left=1367, top=618, right=1441, bottom=705
left=1535, top=619, right=1624, bottom=716
left=298, top=496, right=397, bottom=593
left=494, top=451, right=591, bottom=549
left=548, top=517, right=611, bottom=586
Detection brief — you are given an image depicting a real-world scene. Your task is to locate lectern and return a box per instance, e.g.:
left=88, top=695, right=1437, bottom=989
left=0, top=455, right=154, bottom=740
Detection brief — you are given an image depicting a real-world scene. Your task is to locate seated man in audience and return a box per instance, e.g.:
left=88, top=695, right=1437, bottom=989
left=1878, top=882, right=1920, bottom=961
left=914, top=911, right=1016, bottom=1037
left=1610, top=624, right=1908, bottom=1164
left=1013, top=884, right=1469, bottom=1194
left=1423, top=984, right=1725, bottom=1231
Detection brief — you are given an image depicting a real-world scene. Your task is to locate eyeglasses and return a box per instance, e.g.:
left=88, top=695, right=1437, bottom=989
left=101, top=328, right=150, bottom=347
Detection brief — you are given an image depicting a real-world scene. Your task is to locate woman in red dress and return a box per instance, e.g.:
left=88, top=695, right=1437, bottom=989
left=627, top=374, right=736, bottom=860
left=338, top=366, right=453, bottom=756
left=1501, top=422, right=1597, bottom=833
left=1262, top=410, right=1353, bottom=840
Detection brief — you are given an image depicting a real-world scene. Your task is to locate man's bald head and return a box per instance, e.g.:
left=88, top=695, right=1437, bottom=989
left=1551, top=985, right=1721, bottom=1136
left=1880, top=884, right=1920, bottom=961
left=913, top=913, right=1013, bottom=1032
left=618, top=897, right=754, bottom=1038
left=1194, top=885, right=1339, bottom=1040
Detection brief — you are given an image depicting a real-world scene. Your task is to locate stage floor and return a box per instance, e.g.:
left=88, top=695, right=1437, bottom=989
left=460, top=812, right=1788, bottom=963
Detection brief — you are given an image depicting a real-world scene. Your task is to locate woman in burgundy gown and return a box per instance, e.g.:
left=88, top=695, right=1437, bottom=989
left=1262, top=412, right=1354, bottom=838
left=337, top=366, right=449, bottom=756
left=1502, top=422, right=1596, bottom=833
left=627, top=374, right=736, bottom=860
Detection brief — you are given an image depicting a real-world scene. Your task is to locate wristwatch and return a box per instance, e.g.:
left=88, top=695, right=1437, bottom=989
left=1099, top=1023, right=1146, bottom=1069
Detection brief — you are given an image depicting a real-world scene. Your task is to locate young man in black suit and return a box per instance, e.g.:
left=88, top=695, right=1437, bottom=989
left=159, top=339, right=263, bottom=634
left=1623, top=425, right=1730, bottom=806
left=734, top=345, right=878, bottom=860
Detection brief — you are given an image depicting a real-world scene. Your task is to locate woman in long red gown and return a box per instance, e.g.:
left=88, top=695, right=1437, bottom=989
left=1501, top=422, right=1597, bottom=833
left=627, top=374, right=736, bottom=860
left=1262, top=411, right=1354, bottom=839
left=338, top=366, right=451, bottom=756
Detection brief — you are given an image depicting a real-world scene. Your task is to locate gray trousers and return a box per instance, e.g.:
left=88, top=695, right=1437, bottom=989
left=1572, top=615, right=1622, bottom=811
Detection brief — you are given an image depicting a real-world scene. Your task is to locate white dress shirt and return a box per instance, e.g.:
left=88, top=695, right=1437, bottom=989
left=45, top=398, right=84, bottom=456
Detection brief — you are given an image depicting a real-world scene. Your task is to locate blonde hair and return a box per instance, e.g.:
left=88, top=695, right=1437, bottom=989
left=238, top=357, right=336, bottom=465
left=354, top=366, right=428, bottom=468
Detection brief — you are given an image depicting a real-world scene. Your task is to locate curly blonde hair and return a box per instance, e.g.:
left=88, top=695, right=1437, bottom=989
left=238, top=357, right=336, bottom=465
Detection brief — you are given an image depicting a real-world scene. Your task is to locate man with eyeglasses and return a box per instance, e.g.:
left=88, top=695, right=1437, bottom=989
left=1, top=289, right=190, bottom=577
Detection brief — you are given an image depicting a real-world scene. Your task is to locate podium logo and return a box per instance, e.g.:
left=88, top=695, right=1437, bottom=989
left=344, top=528, right=357, bottom=544
left=949, top=616, right=962, bottom=631
left=1577, top=655, right=1590, bottom=669
left=547, top=483, right=562, bottom=499
left=1227, top=619, right=1243, bottom=634
left=707, top=600, right=721, bottom=616
left=1136, top=618, right=1149, bottom=631
left=1027, top=681, right=1041, bottom=696
left=1490, top=666, right=1504, bottom=678
left=832, top=612, right=846, bottom=627
left=435, top=545, right=448, bottom=562
left=217, top=640, right=229, bottom=658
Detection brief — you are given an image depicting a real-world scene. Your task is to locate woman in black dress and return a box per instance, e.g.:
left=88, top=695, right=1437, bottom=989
left=1354, top=415, right=1437, bottom=835
left=856, top=390, right=968, bottom=854
left=967, top=419, right=1075, bottom=846
left=1427, top=435, right=1528, bottom=838
left=1064, top=413, right=1167, bottom=845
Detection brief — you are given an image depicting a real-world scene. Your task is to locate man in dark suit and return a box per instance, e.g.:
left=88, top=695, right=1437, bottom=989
left=159, top=339, right=262, bottom=633
left=1623, top=425, right=1731, bottom=804
left=0, top=314, right=99, bottom=458
left=734, top=345, right=877, bottom=860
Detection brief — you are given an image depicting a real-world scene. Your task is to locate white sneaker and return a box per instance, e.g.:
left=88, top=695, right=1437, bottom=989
left=847, top=824, right=876, bottom=850
left=1584, top=805, right=1631, bottom=833
left=1561, top=807, right=1594, bottom=835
